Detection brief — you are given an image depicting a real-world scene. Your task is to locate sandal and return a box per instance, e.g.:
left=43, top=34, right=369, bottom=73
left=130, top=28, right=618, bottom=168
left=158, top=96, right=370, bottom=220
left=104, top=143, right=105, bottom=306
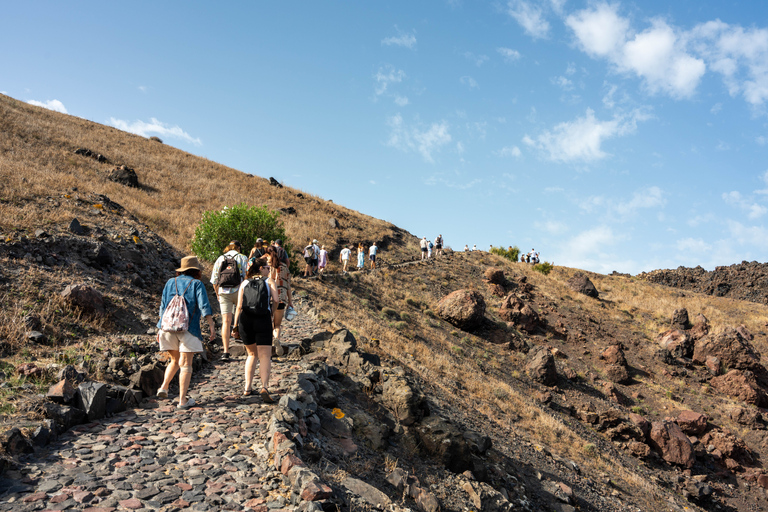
left=243, top=389, right=252, bottom=397
left=260, top=389, right=275, bottom=404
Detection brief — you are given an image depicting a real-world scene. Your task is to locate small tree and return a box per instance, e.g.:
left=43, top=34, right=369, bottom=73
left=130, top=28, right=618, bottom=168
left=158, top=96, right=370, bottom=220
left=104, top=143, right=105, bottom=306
left=191, top=203, right=287, bottom=262
left=533, top=261, right=554, bottom=275
left=489, top=245, right=520, bottom=262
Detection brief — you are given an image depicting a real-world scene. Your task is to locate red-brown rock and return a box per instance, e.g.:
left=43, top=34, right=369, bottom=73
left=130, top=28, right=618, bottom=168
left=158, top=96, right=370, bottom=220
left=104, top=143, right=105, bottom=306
left=499, top=295, right=540, bottom=333
left=484, top=268, right=505, bottom=284
left=676, top=410, right=708, bottom=436
left=693, top=327, right=763, bottom=372
left=61, top=283, right=106, bottom=316
left=700, top=429, right=753, bottom=466
left=711, top=369, right=768, bottom=407
left=436, top=289, right=486, bottom=330
left=657, top=330, right=692, bottom=358
left=649, top=420, right=694, bottom=467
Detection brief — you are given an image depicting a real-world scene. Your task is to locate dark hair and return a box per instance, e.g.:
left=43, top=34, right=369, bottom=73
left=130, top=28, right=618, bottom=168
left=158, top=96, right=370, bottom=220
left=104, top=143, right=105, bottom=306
left=176, top=269, right=201, bottom=279
left=247, top=257, right=268, bottom=278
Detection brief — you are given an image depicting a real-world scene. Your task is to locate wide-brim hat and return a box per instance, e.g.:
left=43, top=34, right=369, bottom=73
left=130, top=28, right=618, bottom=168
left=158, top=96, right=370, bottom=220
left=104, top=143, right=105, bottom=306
left=176, top=255, right=203, bottom=272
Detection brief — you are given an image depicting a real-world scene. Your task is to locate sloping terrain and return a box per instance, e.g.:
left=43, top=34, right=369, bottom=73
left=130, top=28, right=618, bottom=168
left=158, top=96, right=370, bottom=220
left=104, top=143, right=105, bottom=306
left=3, top=94, right=768, bottom=511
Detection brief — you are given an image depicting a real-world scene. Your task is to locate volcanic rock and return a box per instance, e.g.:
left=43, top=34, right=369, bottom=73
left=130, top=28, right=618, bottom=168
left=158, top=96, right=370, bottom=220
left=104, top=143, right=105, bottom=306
left=566, top=273, right=598, bottom=298
left=436, top=289, right=486, bottom=330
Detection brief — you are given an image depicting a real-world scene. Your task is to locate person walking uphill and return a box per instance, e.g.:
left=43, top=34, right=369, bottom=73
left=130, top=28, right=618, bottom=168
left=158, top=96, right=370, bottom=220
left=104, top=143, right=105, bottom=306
left=369, top=242, right=378, bottom=270
left=270, top=239, right=293, bottom=356
left=156, top=256, right=214, bottom=409
left=233, top=257, right=278, bottom=403
left=210, top=241, right=248, bottom=361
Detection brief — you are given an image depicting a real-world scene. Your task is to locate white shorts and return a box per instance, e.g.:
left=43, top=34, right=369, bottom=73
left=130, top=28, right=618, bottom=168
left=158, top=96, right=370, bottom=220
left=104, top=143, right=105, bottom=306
left=158, top=330, right=204, bottom=353
left=217, top=290, right=239, bottom=315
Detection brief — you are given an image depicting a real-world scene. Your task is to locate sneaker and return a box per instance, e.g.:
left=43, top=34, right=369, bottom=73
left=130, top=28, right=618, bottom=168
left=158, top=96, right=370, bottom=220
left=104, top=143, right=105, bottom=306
left=156, top=388, right=168, bottom=399
left=220, top=353, right=231, bottom=361
left=177, top=397, right=195, bottom=409
left=275, top=343, right=285, bottom=357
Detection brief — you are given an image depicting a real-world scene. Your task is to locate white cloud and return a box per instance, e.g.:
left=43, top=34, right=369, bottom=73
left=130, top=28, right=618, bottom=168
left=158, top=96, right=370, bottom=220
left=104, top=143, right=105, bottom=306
left=394, top=96, right=409, bottom=106
left=523, top=108, right=646, bottom=163
left=710, top=102, right=722, bottom=114
left=615, top=186, right=665, bottom=216
left=386, top=114, right=452, bottom=163
left=535, top=220, right=568, bottom=235
left=27, top=99, right=67, bottom=114
left=722, top=190, right=768, bottom=219
left=553, top=76, right=573, bottom=90
left=109, top=117, right=202, bottom=145
left=463, top=52, right=489, bottom=66
left=567, top=4, right=705, bottom=99
left=460, top=76, right=479, bottom=89
left=677, top=237, right=712, bottom=253
left=382, top=30, right=417, bottom=49
left=375, top=65, right=406, bottom=96
left=495, top=146, right=522, bottom=158
left=727, top=220, right=768, bottom=249
left=564, top=225, right=618, bottom=258
left=497, top=47, right=521, bottom=62
left=138, top=85, right=147, bottom=93
left=507, top=0, right=550, bottom=39
left=578, top=186, right=665, bottom=220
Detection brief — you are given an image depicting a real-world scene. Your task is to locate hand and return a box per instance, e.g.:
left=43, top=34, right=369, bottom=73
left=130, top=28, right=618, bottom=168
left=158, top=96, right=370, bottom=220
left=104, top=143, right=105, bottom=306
left=209, top=330, right=215, bottom=342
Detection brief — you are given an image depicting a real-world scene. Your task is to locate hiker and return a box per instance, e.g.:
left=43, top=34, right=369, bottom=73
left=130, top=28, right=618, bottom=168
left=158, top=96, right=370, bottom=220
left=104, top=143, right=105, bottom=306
left=211, top=241, right=248, bottom=361
left=303, top=238, right=317, bottom=277
left=156, top=256, right=214, bottom=409
left=318, top=245, right=328, bottom=274
left=249, top=238, right=266, bottom=259
left=357, top=243, right=365, bottom=270
left=464, top=244, right=469, bottom=252
left=472, top=244, right=477, bottom=251
left=435, top=234, right=443, bottom=256
left=233, top=257, right=278, bottom=403
left=266, top=240, right=292, bottom=355
left=369, top=242, right=378, bottom=269
left=420, top=237, right=428, bottom=260
left=340, top=244, right=351, bottom=274
left=427, top=239, right=433, bottom=259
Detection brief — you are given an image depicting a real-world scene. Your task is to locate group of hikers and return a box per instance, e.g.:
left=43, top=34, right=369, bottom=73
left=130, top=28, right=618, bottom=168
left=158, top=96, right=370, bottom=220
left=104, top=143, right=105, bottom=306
left=156, top=239, right=294, bottom=408
left=419, top=235, right=444, bottom=259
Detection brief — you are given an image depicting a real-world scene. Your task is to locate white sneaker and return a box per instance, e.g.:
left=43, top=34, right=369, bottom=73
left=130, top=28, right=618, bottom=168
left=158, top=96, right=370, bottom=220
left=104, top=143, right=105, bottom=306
left=177, top=397, right=195, bottom=409
left=156, top=389, right=168, bottom=399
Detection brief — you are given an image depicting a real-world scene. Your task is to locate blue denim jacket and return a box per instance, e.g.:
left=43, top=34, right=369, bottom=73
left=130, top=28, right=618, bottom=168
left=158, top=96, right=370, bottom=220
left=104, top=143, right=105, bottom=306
left=157, top=275, right=213, bottom=341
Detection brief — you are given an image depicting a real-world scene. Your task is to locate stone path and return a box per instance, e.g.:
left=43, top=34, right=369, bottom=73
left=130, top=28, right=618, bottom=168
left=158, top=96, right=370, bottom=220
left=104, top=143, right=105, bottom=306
left=0, top=302, right=326, bottom=512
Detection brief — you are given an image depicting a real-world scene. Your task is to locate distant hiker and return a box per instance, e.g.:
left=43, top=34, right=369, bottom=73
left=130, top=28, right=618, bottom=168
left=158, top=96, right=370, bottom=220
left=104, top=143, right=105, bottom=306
left=420, top=237, right=428, bottom=260
left=427, top=239, right=433, bottom=259
left=156, top=256, right=214, bottom=409
left=340, top=245, right=351, bottom=274
left=233, top=257, right=278, bottom=403
left=318, top=245, right=328, bottom=274
left=464, top=244, right=469, bottom=252
left=249, top=238, right=266, bottom=259
left=211, top=241, right=248, bottom=361
left=472, top=244, right=477, bottom=251
left=435, top=234, right=443, bottom=256
left=357, top=243, right=365, bottom=270
left=303, top=238, right=318, bottom=277
left=268, top=239, right=292, bottom=356
left=369, top=242, right=378, bottom=269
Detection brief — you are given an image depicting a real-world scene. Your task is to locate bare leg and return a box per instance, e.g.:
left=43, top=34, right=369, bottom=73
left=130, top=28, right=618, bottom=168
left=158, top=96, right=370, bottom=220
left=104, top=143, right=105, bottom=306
left=258, top=345, right=272, bottom=391
left=244, top=344, right=257, bottom=392
left=178, top=352, right=194, bottom=406
left=160, top=350, right=180, bottom=391
left=222, top=312, right=233, bottom=354
left=273, top=308, right=285, bottom=341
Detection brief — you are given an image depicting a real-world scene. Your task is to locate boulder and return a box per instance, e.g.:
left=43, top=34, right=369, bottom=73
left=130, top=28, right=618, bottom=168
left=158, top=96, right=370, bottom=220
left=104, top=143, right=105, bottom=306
left=657, top=330, right=693, bottom=359
left=566, top=273, right=598, bottom=298
left=676, top=410, right=708, bottom=436
left=269, top=177, right=283, bottom=187
left=414, top=416, right=473, bottom=474
left=605, top=364, right=631, bottom=384
left=328, top=218, right=340, bottom=229
left=3, top=428, right=33, bottom=456
left=628, top=413, right=651, bottom=440
left=129, top=363, right=165, bottom=398
left=601, top=345, right=627, bottom=366
left=711, top=370, right=768, bottom=408
left=68, top=218, right=85, bottom=235
left=700, top=429, right=753, bottom=466
left=436, top=289, right=486, bottom=330
left=61, top=284, right=106, bottom=316
left=499, top=295, right=540, bottom=334
left=525, top=347, right=557, bottom=386
left=484, top=268, right=505, bottom=284
left=649, top=420, right=695, bottom=467
left=342, top=477, right=391, bottom=508
left=381, top=375, right=428, bottom=426
left=47, top=379, right=77, bottom=404
left=43, top=403, right=87, bottom=433
left=16, top=363, right=44, bottom=379
left=77, top=381, right=108, bottom=421
left=690, top=313, right=710, bottom=341
left=108, top=165, right=140, bottom=188
left=728, top=407, right=763, bottom=428
left=671, top=308, right=691, bottom=330
left=693, top=327, right=762, bottom=372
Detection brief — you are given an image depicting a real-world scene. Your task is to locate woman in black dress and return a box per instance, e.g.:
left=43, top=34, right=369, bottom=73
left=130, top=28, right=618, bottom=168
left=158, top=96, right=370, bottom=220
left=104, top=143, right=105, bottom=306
left=233, top=257, right=278, bottom=402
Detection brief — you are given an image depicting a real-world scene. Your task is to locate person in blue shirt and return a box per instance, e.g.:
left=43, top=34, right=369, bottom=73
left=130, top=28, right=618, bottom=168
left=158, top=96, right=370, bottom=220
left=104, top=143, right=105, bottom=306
left=156, top=256, right=215, bottom=409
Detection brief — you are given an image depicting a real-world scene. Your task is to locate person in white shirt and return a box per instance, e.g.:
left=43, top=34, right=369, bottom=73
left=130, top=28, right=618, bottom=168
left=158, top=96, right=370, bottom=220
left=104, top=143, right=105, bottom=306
left=340, top=245, right=351, bottom=274
left=210, top=241, right=248, bottom=361
left=369, top=242, right=378, bottom=269
left=420, top=237, right=428, bottom=260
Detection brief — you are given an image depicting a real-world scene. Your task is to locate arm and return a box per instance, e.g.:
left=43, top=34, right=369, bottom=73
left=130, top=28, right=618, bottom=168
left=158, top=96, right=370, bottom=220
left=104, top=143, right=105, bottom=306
left=196, top=280, right=215, bottom=342
left=233, top=281, right=246, bottom=331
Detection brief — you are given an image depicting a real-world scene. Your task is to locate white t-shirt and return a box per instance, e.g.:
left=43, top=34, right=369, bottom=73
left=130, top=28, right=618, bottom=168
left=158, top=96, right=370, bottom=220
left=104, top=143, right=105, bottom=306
left=369, top=245, right=377, bottom=256
left=340, top=248, right=351, bottom=260
left=420, top=238, right=428, bottom=249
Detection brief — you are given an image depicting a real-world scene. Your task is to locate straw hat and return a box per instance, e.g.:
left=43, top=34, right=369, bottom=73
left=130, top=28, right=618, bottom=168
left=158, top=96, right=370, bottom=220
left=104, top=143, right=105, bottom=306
left=176, top=256, right=203, bottom=272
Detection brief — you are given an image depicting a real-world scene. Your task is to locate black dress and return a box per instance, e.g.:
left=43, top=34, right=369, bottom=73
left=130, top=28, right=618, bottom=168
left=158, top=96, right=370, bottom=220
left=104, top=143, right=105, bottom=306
left=238, top=279, right=273, bottom=346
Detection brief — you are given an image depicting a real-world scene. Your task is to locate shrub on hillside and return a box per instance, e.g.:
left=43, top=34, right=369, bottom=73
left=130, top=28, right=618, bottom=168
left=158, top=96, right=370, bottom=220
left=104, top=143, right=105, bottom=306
left=490, top=245, right=520, bottom=262
left=191, top=203, right=287, bottom=262
left=533, top=261, right=554, bottom=275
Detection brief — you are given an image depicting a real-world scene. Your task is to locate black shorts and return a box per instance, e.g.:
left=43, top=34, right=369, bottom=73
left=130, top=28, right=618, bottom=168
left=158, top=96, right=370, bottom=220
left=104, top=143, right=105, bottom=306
left=369, top=254, right=376, bottom=262
left=277, top=302, right=286, bottom=310
left=421, top=247, right=427, bottom=252
left=436, top=244, right=442, bottom=249
left=239, top=312, right=272, bottom=346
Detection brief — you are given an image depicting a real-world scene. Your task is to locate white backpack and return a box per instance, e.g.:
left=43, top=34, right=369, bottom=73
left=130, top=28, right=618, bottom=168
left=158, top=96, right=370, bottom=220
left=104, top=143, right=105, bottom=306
left=161, top=278, right=193, bottom=332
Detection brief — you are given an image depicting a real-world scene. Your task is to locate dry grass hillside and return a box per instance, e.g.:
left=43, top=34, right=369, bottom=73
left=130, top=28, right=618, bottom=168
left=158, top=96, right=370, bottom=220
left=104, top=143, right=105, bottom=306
left=4, top=93, right=768, bottom=511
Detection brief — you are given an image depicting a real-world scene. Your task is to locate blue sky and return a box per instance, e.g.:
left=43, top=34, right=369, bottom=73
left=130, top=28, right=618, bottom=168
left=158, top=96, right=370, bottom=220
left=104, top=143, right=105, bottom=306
left=3, top=1, right=768, bottom=274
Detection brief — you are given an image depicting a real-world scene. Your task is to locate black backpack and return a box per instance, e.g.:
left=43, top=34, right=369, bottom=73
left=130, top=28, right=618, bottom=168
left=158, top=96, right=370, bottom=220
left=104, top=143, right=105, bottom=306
left=217, top=255, right=242, bottom=288
left=242, top=278, right=271, bottom=317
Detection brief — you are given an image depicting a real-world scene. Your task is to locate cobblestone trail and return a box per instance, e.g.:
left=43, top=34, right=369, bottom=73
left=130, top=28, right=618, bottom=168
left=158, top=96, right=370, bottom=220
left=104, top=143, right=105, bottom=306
left=0, top=306, right=326, bottom=512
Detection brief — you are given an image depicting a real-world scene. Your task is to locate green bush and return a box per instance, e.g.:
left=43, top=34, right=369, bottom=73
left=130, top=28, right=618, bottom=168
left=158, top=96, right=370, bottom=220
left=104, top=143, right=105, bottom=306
left=533, top=261, right=554, bottom=275
left=490, top=245, right=520, bottom=262
left=382, top=308, right=400, bottom=319
left=191, top=203, right=287, bottom=262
